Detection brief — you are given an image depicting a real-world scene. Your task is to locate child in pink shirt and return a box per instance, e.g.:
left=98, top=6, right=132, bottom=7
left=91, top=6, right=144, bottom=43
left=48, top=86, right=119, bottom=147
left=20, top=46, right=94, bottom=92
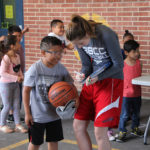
left=0, top=35, right=27, bottom=133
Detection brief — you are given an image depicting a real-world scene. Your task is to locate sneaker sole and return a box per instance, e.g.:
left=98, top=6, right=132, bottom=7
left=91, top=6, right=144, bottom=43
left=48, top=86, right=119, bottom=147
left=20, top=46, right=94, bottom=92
left=116, top=139, right=124, bottom=143
left=130, top=132, right=144, bottom=137
left=109, top=137, right=116, bottom=141
left=116, top=138, right=126, bottom=142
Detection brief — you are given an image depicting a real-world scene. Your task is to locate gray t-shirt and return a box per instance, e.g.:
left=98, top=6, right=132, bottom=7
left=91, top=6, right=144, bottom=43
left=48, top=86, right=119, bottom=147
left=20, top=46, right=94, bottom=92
left=76, top=24, right=123, bottom=81
left=24, top=60, right=73, bottom=123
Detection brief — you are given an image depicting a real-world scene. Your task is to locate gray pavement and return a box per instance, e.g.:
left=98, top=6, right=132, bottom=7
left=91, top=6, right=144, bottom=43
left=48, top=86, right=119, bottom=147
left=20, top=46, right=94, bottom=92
left=0, top=99, right=150, bottom=150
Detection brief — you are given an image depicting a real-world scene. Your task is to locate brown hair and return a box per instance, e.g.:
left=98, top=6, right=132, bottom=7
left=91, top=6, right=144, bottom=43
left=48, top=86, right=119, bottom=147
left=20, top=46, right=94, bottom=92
left=66, top=14, right=99, bottom=41
left=0, top=35, right=17, bottom=64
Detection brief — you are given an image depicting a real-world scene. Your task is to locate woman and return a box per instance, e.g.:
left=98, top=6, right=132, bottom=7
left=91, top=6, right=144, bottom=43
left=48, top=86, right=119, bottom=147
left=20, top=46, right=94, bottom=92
left=66, top=14, right=124, bottom=150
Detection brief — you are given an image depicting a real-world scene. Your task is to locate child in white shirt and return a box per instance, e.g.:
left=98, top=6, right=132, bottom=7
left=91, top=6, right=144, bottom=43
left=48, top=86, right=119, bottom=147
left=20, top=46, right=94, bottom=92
left=48, top=19, right=74, bottom=51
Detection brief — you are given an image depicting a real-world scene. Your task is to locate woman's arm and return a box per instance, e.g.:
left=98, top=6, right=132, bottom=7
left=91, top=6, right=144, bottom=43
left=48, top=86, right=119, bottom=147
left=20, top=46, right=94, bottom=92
left=97, top=27, right=124, bottom=80
left=77, top=48, right=93, bottom=79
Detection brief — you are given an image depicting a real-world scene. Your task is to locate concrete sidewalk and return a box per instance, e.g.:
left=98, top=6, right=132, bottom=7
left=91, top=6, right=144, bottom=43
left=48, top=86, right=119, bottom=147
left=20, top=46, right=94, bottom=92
left=0, top=99, right=150, bottom=150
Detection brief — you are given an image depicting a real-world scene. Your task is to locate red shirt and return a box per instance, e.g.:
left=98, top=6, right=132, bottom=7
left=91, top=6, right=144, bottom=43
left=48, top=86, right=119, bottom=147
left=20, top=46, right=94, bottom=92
left=123, top=59, right=141, bottom=97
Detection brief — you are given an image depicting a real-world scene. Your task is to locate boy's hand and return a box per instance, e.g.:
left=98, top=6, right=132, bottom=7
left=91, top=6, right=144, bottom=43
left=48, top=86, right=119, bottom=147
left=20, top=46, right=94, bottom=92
left=86, top=76, right=98, bottom=86
left=25, top=114, right=33, bottom=128
left=75, top=96, right=79, bottom=108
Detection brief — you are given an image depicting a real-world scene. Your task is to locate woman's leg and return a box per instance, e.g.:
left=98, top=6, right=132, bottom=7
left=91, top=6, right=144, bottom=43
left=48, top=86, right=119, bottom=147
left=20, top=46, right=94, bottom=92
left=73, top=119, right=92, bottom=150
left=95, top=127, right=111, bottom=150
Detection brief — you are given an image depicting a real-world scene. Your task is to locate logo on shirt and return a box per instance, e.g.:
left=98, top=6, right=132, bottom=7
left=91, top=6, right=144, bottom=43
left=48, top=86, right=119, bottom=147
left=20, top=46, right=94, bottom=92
left=83, top=47, right=109, bottom=64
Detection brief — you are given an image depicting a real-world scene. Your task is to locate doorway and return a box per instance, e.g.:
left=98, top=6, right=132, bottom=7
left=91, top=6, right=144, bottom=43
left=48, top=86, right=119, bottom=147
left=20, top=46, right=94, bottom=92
left=0, top=0, right=24, bottom=47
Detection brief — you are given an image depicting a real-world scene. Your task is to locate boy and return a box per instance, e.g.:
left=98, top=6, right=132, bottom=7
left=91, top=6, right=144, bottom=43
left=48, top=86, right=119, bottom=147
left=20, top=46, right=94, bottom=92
left=23, top=36, right=74, bottom=150
left=116, top=40, right=143, bottom=142
left=8, top=25, right=29, bottom=73
left=48, top=19, right=74, bottom=50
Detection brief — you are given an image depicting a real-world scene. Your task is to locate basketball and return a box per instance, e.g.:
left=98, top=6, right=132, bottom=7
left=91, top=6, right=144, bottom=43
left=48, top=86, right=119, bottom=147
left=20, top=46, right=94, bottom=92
left=48, top=81, right=78, bottom=107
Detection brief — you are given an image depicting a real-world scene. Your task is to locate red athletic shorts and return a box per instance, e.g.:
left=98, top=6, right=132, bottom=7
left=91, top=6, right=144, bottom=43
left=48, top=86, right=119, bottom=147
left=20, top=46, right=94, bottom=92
left=74, top=78, right=123, bottom=128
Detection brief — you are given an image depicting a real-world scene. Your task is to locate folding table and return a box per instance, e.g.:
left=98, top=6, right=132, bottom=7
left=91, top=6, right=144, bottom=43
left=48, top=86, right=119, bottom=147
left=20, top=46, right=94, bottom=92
left=132, top=75, right=150, bottom=145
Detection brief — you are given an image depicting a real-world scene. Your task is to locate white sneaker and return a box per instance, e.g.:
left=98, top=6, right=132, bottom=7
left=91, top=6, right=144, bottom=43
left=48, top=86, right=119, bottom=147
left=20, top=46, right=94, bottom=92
left=107, top=130, right=115, bottom=141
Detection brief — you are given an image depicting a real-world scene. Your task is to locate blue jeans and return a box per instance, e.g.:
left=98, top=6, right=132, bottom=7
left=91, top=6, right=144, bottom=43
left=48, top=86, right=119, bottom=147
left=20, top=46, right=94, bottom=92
left=119, top=97, right=141, bottom=132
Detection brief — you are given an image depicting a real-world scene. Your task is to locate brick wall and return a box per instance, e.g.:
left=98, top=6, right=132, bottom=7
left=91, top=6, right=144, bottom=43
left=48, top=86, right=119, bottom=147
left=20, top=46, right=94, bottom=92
left=23, top=0, right=150, bottom=99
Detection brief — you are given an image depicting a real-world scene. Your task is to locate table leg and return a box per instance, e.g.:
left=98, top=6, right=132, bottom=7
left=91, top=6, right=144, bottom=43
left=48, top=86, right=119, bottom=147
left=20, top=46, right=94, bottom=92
left=144, top=116, right=150, bottom=145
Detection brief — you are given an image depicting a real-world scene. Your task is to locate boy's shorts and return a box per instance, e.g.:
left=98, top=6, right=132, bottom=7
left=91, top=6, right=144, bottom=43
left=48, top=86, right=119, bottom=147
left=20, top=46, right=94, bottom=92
left=74, top=78, right=123, bottom=128
left=28, top=119, right=64, bottom=145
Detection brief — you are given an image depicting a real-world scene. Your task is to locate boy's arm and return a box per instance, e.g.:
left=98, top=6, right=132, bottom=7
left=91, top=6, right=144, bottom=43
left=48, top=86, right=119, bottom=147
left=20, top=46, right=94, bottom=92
left=21, top=27, right=29, bottom=39
left=62, top=66, right=79, bottom=108
left=66, top=43, right=74, bottom=50
left=23, top=86, right=33, bottom=127
left=22, top=27, right=29, bottom=35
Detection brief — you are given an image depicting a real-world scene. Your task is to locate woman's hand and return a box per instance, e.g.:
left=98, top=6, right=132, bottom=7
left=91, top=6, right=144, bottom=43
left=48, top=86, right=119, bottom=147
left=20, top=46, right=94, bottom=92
left=86, top=76, right=98, bottom=86
left=75, top=72, right=85, bottom=83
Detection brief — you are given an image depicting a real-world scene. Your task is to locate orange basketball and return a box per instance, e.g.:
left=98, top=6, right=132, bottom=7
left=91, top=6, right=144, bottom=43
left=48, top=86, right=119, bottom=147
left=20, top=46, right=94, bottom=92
left=48, top=81, right=78, bottom=107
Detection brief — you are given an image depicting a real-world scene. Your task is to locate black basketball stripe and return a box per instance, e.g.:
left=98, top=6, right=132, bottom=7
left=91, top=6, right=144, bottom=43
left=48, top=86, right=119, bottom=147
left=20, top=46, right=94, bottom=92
left=48, top=84, right=70, bottom=99
left=52, top=87, right=74, bottom=105
left=52, top=87, right=73, bottom=103
left=49, top=84, right=70, bottom=95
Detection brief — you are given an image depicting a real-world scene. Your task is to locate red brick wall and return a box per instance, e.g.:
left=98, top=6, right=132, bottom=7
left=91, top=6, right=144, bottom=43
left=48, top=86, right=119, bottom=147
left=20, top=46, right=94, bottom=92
left=23, top=0, right=150, bottom=99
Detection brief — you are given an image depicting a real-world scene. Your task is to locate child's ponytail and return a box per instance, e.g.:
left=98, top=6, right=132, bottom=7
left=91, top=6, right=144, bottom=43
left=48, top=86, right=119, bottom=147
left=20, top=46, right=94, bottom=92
left=123, top=30, right=134, bottom=40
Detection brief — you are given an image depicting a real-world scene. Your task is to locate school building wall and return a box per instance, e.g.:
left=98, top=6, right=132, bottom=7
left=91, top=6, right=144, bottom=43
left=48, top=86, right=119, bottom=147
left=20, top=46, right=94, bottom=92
left=23, top=0, right=150, bottom=99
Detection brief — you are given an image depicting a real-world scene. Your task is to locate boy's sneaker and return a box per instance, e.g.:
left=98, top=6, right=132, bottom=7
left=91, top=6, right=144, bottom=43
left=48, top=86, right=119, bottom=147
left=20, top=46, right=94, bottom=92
left=116, top=131, right=127, bottom=142
left=107, top=130, right=115, bottom=141
left=131, top=127, right=144, bottom=137
left=6, top=114, right=14, bottom=123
